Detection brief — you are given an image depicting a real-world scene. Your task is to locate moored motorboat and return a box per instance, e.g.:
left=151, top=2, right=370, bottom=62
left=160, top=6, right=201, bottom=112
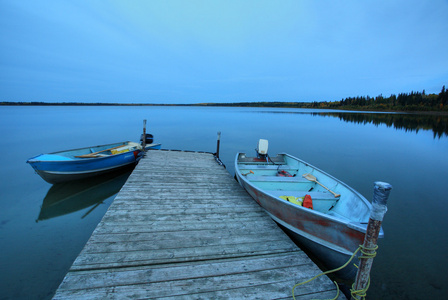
left=235, top=139, right=382, bottom=278
left=27, top=141, right=161, bottom=184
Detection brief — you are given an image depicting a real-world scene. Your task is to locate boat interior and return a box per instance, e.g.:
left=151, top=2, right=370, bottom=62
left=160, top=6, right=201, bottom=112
left=239, top=159, right=339, bottom=211
left=237, top=150, right=371, bottom=223
left=35, top=142, right=140, bottom=161
left=72, top=142, right=139, bottom=158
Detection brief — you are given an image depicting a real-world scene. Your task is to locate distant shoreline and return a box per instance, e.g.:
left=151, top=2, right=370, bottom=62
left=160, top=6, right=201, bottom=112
left=2, top=85, right=447, bottom=115
left=1, top=102, right=448, bottom=116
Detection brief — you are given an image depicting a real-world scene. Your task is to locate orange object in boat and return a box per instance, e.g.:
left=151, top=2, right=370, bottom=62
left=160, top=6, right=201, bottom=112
left=277, top=170, right=293, bottom=177
left=303, top=194, right=313, bottom=209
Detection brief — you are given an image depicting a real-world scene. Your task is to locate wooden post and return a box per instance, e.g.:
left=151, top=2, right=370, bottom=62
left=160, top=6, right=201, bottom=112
left=142, top=119, right=147, bottom=152
left=216, top=131, right=221, bottom=159
left=351, top=181, right=392, bottom=299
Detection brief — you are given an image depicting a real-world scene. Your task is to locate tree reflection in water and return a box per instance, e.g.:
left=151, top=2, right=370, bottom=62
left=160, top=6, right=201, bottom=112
left=313, top=112, right=448, bottom=139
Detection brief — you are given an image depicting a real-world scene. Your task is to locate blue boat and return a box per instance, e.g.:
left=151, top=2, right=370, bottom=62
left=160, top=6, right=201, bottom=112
left=27, top=141, right=161, bottom=184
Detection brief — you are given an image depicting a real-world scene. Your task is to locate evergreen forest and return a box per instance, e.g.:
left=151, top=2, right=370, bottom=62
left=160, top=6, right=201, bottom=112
left=205, top=85, right=448, bottom=113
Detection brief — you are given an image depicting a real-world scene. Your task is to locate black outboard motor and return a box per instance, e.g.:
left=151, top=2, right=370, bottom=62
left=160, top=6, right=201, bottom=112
left=140, top=133, right=154, bottom=145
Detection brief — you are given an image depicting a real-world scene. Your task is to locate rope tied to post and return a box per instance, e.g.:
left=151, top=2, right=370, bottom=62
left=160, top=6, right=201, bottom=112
left=349, top=244, right=378, bottom=300
left=291, top=244, right=379, bottom=300
left=292, top=182, right=391, bottom=300
left=358, top=243, right=378, bottom=260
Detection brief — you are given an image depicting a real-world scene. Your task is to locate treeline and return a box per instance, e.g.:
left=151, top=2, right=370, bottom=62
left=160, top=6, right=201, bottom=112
left=0, top=102, right=164, bottom=106
left=2, top=85, right=447, bottom=112
left=205, top=85, right=448, bottom=112
left=320, top=85, right=448, bottom=112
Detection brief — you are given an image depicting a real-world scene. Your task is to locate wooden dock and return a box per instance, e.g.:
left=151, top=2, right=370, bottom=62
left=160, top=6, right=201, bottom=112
left=53, top=150, right=345, bottom=299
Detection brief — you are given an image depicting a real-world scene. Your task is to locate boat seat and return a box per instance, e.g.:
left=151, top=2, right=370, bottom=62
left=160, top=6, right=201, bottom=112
left=268, top=190, right=339, bottom=213
left=238, top=164, right=297, bottom=170
left=268, top=190, right=339, bottom=200
left=247, top=175, right=309, bottom=183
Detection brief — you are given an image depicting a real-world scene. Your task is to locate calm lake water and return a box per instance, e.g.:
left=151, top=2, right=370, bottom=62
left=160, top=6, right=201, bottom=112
left=0, top=106, right=447, bottom=299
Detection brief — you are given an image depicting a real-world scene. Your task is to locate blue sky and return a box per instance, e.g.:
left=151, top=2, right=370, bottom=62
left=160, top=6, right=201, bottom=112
left=1, top=0, right=447, bottom=104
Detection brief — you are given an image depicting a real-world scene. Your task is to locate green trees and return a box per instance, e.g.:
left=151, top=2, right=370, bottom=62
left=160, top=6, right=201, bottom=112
left=333, top=86, right=448, bottom=112
left=438, top=85, right=447, bottom=110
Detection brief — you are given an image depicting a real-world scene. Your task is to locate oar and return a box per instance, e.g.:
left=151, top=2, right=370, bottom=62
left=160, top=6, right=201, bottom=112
left=75, top=145, right=126, bottom=158
left=302, top=173, right=341, bottom=198
left=242, top=170, right=254, bottom=176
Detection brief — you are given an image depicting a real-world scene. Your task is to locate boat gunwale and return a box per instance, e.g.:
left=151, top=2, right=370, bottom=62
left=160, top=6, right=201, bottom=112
left=49, top=141, right=130, bottom=155
left=28, top=151, right=137, bottom=163
left=26, top=141, right=137, bottom=163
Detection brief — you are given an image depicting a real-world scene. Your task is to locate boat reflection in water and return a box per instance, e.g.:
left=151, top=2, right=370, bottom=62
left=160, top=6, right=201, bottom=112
left=36, top=167, right=133, bottom=222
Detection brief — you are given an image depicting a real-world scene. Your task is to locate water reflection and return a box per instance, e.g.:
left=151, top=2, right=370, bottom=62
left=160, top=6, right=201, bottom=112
left=258, top=109, right=448, bottom=138
left=314, top=112, right=448, bottom=138
left=36, top=168, right=132, bottom=221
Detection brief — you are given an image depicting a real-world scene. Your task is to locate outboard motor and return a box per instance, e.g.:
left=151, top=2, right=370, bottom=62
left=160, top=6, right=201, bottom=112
left=256, top=139, right=269, bottom=161
left=140, top=133, right=154, bottom=145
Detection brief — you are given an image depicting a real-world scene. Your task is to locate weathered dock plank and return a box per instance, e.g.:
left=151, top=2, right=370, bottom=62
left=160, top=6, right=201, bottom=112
left=53, top=150, right=345, bottom=299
